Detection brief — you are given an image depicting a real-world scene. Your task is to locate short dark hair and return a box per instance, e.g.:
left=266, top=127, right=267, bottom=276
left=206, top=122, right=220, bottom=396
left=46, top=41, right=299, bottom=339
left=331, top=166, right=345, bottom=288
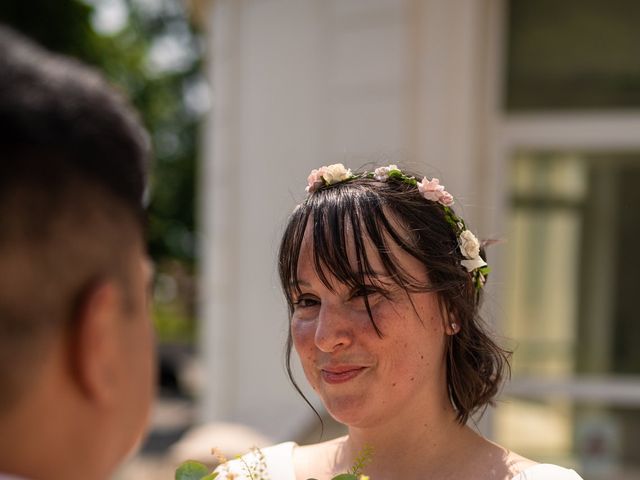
left=278, top=170, right=510, bottom=425
left=0, top=25, right=150, bottom=410
left=0, top=25, right=149, bottom=212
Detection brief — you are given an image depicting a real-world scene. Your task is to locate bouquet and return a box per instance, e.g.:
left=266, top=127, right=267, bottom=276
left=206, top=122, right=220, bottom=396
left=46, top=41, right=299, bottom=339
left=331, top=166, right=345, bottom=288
left=175, top=444, right=373, bottom=480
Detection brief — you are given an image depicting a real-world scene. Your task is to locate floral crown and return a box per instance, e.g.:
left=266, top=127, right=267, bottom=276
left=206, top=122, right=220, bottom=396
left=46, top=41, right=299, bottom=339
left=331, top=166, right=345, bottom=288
left=305, top=163, right=489, bottom=289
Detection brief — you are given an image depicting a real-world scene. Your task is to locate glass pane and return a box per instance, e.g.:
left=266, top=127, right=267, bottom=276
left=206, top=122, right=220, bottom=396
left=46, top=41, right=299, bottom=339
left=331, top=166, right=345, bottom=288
left=506, top=151, right=640, bottom=377
left=502, top=151, right=640, bottom=478
left=495, top=398, right=640, bottom=479
left=496, top=398, right=575, bottom=466
left=506, top=0, right=640, bottom=110
left=506, top=153, right=586, bottom=376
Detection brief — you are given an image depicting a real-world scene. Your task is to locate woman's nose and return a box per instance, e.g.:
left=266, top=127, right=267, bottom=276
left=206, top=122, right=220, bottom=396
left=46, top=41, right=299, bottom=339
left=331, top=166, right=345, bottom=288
left=314, top=302, right=352, bottom=352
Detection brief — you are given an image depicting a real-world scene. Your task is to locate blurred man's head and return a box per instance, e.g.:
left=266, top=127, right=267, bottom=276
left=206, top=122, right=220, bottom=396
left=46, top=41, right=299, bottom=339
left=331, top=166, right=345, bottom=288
left=0, top=25, right=155, bottom=479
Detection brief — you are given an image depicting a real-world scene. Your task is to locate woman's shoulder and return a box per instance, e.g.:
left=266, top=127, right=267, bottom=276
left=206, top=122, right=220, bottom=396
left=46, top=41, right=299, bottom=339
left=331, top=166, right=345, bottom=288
left=511, top=463, right=584, bottom=480
left=214, top=441, right=298, bottom=480
left=292, top=436, right=358, bottom=480
left=477, top=440, right=582, bottom=480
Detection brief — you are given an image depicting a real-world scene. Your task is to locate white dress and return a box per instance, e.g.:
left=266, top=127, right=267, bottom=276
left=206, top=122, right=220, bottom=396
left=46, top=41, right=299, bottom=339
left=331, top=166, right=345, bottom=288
left=214, top=442, right=584, bottom=480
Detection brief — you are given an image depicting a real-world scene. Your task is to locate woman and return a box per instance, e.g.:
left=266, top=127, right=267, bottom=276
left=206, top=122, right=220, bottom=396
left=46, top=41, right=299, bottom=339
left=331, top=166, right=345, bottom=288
left=216, top=164, right=583, bottom=480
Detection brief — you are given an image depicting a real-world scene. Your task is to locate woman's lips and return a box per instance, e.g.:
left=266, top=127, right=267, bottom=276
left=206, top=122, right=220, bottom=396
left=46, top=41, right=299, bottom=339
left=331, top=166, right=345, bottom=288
left=320, top=366, right=367, bottom=384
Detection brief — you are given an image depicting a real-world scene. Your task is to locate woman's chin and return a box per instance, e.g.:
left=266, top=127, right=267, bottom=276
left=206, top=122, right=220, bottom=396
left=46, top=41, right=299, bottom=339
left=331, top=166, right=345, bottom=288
left=323, top=395, right=376, bottom=427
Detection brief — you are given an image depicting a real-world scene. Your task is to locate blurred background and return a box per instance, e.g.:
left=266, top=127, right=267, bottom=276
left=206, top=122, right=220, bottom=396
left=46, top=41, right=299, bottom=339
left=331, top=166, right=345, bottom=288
left=2, top=1, right=639, bottom=479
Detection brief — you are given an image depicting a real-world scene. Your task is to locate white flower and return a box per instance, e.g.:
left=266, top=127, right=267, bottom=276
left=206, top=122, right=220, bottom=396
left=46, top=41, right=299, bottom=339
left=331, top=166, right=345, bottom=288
left=459, top=229, right=481, bottom=259
left=322, top=163, right=352, bottom=184
left=305, top=163, right=353, bottom=192
left=461, top=256, right=487, bottom=272
left=374, top=164, right=398, bottom=182
left=457, top=226, right=487, bottom=274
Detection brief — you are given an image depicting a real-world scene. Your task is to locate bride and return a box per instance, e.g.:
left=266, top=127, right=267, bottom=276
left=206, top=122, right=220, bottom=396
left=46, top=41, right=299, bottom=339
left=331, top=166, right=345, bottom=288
left=216, top=164, right=583, bottom=480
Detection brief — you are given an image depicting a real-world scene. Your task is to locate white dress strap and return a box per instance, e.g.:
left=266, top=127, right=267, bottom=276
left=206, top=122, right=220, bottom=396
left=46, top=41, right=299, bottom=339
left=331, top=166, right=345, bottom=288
left=511, top=463, right=584, bottom=479
left=216, top=444, right=584, bottom=480
left=263, top=441, right=297, bottom=479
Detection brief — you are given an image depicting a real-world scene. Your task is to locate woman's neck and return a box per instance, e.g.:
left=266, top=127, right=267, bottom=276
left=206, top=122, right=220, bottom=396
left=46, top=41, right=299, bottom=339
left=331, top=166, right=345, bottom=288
left=339, top=405, right=478, bottom=479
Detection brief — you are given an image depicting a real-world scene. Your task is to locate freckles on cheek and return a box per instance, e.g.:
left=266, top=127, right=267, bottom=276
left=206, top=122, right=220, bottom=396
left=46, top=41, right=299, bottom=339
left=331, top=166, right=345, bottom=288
left=291, top=323, right=317, bottom=367
left=291, top=320, right=314, bottom=347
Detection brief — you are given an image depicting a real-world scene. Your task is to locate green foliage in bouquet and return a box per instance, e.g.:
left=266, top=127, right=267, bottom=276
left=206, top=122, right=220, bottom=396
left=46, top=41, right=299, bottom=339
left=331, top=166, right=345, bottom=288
left=175, top=461, right=218, bottom=480
left=175, top=445, right=373, bottom=480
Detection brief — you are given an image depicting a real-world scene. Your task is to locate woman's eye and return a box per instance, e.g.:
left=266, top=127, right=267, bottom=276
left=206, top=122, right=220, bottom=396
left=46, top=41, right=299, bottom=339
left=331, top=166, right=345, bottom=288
left=351, top=287, right=378, bottom=298
left=351, top=286, right=381, bottom=301
left=293, top=296, right=319, bottom=309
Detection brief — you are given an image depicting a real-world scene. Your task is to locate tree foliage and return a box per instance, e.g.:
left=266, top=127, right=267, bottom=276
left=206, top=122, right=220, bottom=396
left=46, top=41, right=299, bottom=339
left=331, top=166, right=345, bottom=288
left=0, top=0, right=201, bottom=267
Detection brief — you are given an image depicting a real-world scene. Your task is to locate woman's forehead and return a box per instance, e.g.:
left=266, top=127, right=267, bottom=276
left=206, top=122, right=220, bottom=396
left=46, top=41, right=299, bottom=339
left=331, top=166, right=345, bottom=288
left=296, top=215, right=426, bottom=285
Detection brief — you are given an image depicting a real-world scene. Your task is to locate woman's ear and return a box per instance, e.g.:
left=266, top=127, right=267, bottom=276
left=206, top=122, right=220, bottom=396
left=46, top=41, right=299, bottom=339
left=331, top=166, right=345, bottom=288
left=68, top=279, right=123, bottom=405
left=437, top=296, right=459, bottom=335
left=445, top=319, right=460, bottom=335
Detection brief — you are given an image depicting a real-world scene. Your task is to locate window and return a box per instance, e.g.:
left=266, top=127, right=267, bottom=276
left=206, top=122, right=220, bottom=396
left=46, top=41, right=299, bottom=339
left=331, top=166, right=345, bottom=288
left=498, top=151, right=640, bottom=475
left=506, top=0, right=640, bottom=110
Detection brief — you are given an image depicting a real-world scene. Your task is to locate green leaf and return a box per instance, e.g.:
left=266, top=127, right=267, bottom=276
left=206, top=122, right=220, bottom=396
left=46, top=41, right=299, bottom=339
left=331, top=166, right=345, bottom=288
left=349, top=444, right=373, bottom=475
left=331, top=475, right=359, bottom=480
left=175, top=460, right=211, bottom=480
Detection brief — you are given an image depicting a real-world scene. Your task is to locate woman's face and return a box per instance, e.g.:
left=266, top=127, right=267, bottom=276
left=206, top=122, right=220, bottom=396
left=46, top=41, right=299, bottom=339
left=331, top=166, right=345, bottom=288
left=291, top=222, right=452, bottom=428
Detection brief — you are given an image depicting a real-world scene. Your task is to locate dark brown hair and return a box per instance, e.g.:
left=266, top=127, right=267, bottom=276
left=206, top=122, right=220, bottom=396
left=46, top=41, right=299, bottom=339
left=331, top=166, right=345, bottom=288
left=278, top=170, right=511, bottom=425
left=0, top=26, right=149, bottom=411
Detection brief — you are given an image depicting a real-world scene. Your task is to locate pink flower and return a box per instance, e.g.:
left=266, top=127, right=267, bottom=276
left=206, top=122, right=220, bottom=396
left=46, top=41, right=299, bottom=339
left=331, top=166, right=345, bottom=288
left=305, top=167, right=326, bottom=193
left=439, top=191, right=454, bottom=206
left=418, top=177, right=445, bottom=201
left=417, top=177, right=454, bottom=206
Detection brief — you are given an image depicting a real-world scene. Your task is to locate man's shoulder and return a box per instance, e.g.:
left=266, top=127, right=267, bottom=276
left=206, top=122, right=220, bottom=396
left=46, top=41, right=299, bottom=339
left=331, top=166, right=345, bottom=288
left=0, top=473, right=29, bottom=480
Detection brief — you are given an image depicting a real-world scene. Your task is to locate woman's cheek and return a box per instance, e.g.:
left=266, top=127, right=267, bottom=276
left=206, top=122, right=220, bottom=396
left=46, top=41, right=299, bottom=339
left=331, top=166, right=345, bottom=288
left=291, top=319, right=321, bottom=390
left=291, top=317, right=316, bottom=352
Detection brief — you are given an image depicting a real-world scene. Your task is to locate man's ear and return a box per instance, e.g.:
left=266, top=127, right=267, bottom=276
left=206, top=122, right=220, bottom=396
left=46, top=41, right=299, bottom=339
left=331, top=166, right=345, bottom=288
left=68, top=279, right=122, bottom=405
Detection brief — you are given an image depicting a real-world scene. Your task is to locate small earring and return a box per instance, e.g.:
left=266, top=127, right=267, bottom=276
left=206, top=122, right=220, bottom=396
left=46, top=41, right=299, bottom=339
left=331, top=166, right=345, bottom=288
left=450, top=322, right=459, bottom=333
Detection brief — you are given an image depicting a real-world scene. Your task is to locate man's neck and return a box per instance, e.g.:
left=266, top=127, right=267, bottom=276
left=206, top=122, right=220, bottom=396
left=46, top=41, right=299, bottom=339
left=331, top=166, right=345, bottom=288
left=0, top=378, right=110, bottom=480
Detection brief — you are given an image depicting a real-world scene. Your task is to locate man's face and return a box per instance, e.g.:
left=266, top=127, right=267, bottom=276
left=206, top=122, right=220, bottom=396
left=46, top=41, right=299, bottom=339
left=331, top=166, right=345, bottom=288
left=111, top=240, right=156, bottom=459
